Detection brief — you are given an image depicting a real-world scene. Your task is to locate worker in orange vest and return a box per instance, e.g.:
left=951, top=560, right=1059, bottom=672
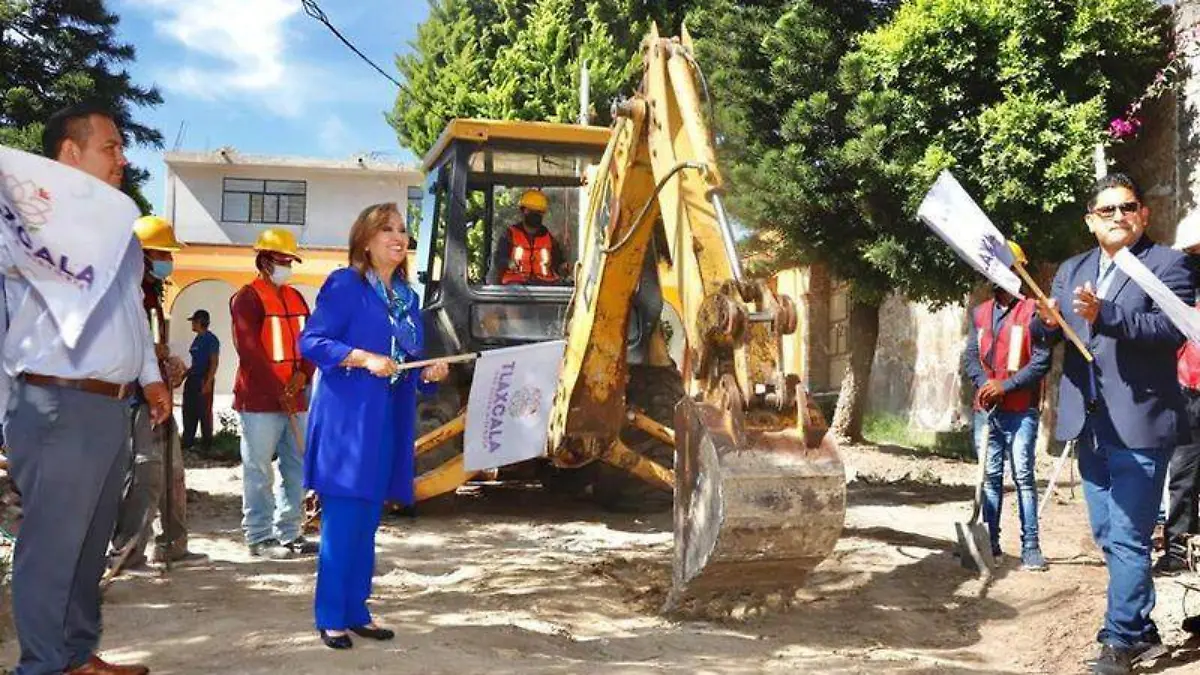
left=963, top=281, right=1052, bottom=571
left=488, top=189, right=570, bottom=285
left=1155, top=235, right=1200, bottom=576
left=230, top=228, right=317, bottom=560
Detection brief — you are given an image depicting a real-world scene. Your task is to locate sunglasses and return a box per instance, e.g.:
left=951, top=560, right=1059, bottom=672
left=1090, top=201, right=1141, bottom=219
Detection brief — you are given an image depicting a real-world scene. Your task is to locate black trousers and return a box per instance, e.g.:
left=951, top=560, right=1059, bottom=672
left=1164, top=392, right=1200, bottom=558
left=181, top=381, right=213, bottom=449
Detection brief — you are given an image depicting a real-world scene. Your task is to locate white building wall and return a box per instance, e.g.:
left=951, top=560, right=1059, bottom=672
left=165, top=157, right=423, bottom=247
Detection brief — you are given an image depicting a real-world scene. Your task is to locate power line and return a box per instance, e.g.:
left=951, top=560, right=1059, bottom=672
left=301, top=0, right=403, bottom=89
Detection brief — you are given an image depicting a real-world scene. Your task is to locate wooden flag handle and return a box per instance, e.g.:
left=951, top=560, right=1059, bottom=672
left=396, top=351, right=481, bottom=372
left=1012, top=262, right=1094, bottom=363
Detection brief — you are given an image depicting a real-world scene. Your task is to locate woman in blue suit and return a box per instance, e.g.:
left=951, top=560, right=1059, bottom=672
left=299, top=202, right=448, bottom=649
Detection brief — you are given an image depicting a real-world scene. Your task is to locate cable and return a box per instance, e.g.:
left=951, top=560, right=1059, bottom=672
left=604, top=161, right=708, bottom=254
left=301, top=0, right=403, bottom=89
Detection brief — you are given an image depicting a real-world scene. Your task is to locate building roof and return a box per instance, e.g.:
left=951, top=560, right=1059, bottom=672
left=165, top=150, right=421, bottom=178
left=421, top=118, right=612, bottom=172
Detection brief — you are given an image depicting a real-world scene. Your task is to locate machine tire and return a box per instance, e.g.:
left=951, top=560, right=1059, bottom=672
left=592, top=364, right=684, bottom=512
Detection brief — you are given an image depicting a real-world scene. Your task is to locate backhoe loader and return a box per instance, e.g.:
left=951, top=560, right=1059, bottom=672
left=409, top=25, right=846, bottom=611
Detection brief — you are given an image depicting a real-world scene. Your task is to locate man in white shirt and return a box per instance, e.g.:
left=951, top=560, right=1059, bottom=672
left=4, top=103, right=169, bottom=675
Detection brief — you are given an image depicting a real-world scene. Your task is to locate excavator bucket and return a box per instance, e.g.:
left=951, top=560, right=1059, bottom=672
left=665, top=392, right=846, bottom=612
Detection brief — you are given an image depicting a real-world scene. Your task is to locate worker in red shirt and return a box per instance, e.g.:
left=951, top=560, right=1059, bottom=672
left=230, top=228, right=317, bottom=560
left=488, top=189, right=570, bottom=285
left=1155, top=239, right=1200, bottom=576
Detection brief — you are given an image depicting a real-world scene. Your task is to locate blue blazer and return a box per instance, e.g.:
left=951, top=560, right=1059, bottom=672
left=299, top=268, right=430, bottom=504
left=1034, top=237, right=1194, bottom=449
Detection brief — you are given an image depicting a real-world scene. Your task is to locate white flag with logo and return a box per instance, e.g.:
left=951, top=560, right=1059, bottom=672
left=917, top=170, right=1023, bottom=298
left=464, top=340, right=566, bottom=471
left=0, top=146, right=139, bottom=348
left=1112, top=247, right=1200, bottom=345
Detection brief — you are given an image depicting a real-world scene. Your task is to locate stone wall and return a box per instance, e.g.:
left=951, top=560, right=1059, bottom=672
left=867, top=294, right=974, bottom=432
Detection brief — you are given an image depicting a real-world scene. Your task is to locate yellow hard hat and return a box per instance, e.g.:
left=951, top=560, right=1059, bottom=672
left=1007, top=240, right=1028, bottom=265
left=253, top=227, right=301, bottom=260
left=518, top=189, right=549, bottom=214
left=133, top=215, right=183, bottom=252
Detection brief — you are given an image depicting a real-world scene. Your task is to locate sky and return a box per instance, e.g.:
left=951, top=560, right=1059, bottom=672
left=111, top=0, right=430, bottom=212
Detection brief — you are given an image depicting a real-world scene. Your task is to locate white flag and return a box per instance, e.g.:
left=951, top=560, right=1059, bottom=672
left=917, top=170, right=1023, bottom=298
left=464, top=340, right=566, bottom=471
left=0, top=146, right=140, bottom=348
left=1112, top=248, right=1200, bottom=344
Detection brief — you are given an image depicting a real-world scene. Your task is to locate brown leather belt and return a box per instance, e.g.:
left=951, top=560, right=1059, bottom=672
left=20, top=373, right=137, bottom=400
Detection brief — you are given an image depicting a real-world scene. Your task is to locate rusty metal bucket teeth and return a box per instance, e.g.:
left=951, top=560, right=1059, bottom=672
left=666, top=397, right=846, bottom=612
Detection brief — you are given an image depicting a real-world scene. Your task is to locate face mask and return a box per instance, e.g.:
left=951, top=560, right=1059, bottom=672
left=149, top=260, right=174, bottom=280
left=270, top=266, right=293, bottom=286
left=523, top=212, right=543, bottom=229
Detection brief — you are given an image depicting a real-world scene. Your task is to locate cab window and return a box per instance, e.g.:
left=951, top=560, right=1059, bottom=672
left=464, top=146, right=601, bottom=288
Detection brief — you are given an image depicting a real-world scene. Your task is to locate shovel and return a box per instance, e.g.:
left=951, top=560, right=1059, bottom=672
left=955, top=412, right=996, bottom=574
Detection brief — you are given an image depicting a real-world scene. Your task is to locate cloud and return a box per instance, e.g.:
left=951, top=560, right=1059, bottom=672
left=125, top=0, right=309, bottom=116
left=318, top=116, right=352, bottom=155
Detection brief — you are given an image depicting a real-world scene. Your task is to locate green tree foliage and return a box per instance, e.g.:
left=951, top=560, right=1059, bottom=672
left=689, top=0, right=1168, bottom=440
left=389, top=0, right=695, bottom=157
left=839, top=0, right=1168, bottom=302
left=1, top=0, right=163, bottom=211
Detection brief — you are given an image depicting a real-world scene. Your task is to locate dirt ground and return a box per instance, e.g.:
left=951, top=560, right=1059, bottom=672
left=5, top=444, right=1200, bottom=674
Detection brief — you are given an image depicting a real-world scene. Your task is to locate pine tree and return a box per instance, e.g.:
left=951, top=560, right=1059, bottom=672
left=1, top=0, right=163, bottom=211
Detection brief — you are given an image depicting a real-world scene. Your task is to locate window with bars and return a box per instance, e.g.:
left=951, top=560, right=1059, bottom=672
left=221, top=178, right=307, bottom=225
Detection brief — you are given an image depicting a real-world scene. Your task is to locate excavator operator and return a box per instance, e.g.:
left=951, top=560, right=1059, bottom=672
left=489, top=189, right=571, bottom=285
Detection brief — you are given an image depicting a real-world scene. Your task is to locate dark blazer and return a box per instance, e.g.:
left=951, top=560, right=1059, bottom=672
left=299, top=268, right=432, bottom=504
left=1033, top=236, right=1194, bottom=449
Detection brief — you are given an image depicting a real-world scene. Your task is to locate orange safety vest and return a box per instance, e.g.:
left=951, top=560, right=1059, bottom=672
left=501, top=225, right=558, bottom=284
left=973, top=297, right=1039, bottom=412
left=243, top=278, right=309, bottom=386
left=1180, top=301, right=1200, bottom=392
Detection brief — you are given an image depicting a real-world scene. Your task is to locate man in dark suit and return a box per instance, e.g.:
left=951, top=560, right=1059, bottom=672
left=1034, top=173, right=1193, bottom=675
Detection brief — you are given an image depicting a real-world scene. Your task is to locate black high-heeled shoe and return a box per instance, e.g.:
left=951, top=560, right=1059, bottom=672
left=320, top=630, right=353, bottom=649
left=350, top=624, right=395, bottom=641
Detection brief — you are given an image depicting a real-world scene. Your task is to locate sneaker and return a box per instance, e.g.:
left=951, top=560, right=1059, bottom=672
left=1152, top=554, right=1189, bottom=577
left=249, top=538, right=294, bottom=560
left=1092, top=644, right=1132, bottom=675
left=284, top=535, right=319, bottom=556
left=1021, top=547, right=1049, bottom=571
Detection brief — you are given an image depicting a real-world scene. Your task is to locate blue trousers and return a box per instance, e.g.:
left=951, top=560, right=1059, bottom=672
left=1077, top=431, right=1171, bottom=648
left=974, top=410, right=1041, bottom=553
left=314, top=495, right=383, bottom=630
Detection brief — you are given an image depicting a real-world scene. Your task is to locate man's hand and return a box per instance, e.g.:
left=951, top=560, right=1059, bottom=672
left=164, top=356, right=187, bottom=389
left=143, top=381, right=172, bottom=427
left=1072, top=281, right=1101, bottom=324
left=1036, top=296, right=1061, bottom=329
left=978, top=380, right=1006, bottom=408
left=154, top=343, right=169, bottom=360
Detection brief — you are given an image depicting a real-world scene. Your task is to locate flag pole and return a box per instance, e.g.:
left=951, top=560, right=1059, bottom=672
left=1011, top=261, right=1094, bottom=362
left=396, top=352, right=481, bottom=372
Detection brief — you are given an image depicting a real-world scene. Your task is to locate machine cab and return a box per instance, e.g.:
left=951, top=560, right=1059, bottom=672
left=413, top=120, right=611, bottom=354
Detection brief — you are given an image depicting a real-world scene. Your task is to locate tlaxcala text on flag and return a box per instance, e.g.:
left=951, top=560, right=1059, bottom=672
left=0, top=145, right=140, bottom=348
left=464, top=340, right=567, bottom=472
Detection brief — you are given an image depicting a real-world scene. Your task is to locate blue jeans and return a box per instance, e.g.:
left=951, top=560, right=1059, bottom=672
left=1077, top=431, right=1171, bottom=648
left=973, top=410, right=1040, bottom=552
left=238, top=411, right=306, bottom=546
